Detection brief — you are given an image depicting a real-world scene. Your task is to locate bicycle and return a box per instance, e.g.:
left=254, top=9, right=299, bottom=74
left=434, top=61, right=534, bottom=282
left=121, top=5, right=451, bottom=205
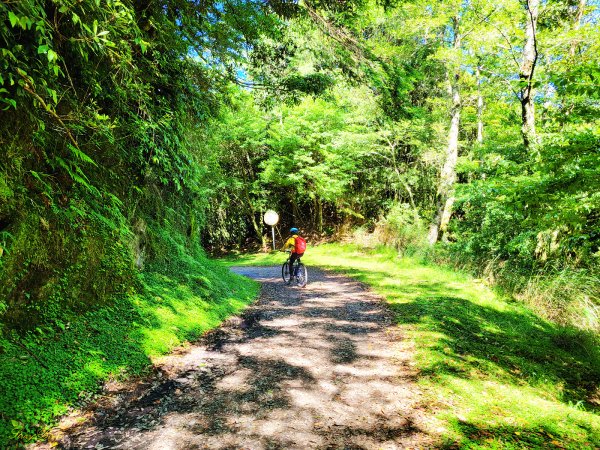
left=281, top=250, right=308, bottom=287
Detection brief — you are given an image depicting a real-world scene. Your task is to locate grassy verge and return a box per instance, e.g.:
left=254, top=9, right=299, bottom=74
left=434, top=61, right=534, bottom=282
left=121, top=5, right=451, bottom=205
left=225, top=243, right=600, bottom=449
left=0, top=252, right=258, bottom=446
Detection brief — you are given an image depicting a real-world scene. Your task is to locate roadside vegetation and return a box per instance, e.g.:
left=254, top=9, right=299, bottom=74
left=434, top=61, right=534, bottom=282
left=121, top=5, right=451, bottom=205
left=226, top=243, right=600, bottom=448
left=0, top=245, right=257, bottom=445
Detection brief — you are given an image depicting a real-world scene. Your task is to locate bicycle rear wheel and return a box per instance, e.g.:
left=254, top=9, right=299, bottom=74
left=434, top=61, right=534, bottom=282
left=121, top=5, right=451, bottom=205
left=295, top=263, right=307, bottom=287
left=282, top=261, right=291, bottom=282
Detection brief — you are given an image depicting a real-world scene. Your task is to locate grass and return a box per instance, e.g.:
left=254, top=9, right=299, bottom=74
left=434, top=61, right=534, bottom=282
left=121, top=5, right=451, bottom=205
left=0, top=251, right=258, bottom=447
left=224, top=243, right=600, bottom=449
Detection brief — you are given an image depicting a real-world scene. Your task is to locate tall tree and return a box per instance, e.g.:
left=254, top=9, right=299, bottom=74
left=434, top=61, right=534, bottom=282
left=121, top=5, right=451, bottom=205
left=569, top=0, right=587, bottom=57
left=428, top=15, right=462, bottom=244
left=476, top=63, right=484, bottom=145
left=519, top=0, right=540, bottom=151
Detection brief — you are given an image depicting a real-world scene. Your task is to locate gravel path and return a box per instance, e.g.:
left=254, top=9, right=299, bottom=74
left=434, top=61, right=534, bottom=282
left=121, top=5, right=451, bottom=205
left=39, top=267, right=438, bottom=449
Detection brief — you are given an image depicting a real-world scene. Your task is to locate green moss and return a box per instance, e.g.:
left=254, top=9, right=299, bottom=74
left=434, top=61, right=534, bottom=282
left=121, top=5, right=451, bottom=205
left=0, top=212, right=136, bottom=331
left=0, top=174, right=13, bottom=201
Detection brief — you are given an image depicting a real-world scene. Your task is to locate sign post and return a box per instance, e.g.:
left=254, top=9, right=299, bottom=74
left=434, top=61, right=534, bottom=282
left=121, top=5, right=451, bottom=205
left=263, top=210, right=279, bottom=251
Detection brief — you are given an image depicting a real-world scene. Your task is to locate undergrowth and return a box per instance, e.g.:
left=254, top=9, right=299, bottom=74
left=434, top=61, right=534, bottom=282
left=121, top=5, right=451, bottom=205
left=348, top=216, right=600, bottom=334
left=422, top=245, right=600, bottom=334
left=0, top=248, right=258, bottom=446
left=226, top=243, right=600, bottom=448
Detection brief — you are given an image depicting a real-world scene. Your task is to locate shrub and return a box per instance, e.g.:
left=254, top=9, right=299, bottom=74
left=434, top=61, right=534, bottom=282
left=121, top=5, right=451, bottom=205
left=373, top=203, right=427, bottom=254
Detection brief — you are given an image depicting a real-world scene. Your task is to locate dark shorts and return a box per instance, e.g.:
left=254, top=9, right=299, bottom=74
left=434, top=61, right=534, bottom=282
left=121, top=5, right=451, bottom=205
left=289, top=253, right=304, bottom=272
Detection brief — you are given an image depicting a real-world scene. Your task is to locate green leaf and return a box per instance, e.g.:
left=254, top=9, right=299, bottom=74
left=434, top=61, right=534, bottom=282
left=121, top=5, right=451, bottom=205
left=19, top=15, right=29, bottom=30
left=37, top=44, right=49, bottom=54
left=8, top=11, right=18, bottom=27
left=68, top=144, right=98, bottom=167
left=1, top=98, right=17, bottom=110
left=47, top=49, right=58, bottom=63
left=30, top=171, right=44, bottom=184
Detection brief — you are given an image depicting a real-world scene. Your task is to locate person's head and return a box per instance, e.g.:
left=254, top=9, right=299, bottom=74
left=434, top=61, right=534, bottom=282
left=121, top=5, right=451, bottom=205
left=289, top=227, right=299, bottom=235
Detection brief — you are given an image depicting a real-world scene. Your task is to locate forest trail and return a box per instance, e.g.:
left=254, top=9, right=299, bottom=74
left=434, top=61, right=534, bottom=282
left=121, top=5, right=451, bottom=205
left=37, top=267, right=439, bottom=449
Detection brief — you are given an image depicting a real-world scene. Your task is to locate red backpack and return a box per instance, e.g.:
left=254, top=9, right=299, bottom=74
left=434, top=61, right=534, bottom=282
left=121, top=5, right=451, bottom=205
left=294, top=236, right=307, bottom=254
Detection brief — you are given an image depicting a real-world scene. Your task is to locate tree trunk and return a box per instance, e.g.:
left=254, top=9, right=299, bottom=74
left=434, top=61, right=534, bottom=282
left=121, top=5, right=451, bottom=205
left=519, top=0, right=539, bottom=151
left=317, top=198, right=323, bottom=234
left=386, top=139, right=417, bottom=210
left=292, top=196, right=301, bottom=226
left=428, top=18, right=461, bottom=244
left=251, top=212, right=267, bottom=250
left=476, top=65, right=484, bottom=145
left=569, top=0, right=586, bottom=57
left=244, top=190, right=266, bottom=248
left=476, top=64, right=486, bottom=180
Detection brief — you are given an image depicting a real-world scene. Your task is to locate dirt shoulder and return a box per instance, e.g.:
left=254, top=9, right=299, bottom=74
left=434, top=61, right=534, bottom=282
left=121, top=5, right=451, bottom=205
left=34, top=266, right=440, bottom=449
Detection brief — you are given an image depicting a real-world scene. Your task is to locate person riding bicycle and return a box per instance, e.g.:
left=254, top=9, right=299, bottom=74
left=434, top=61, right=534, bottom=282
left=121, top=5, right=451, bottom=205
left=281, top=227, right=306, bottom=283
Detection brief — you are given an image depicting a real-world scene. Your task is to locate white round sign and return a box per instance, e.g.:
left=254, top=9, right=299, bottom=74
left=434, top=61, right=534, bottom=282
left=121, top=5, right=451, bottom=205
left=264, top=210, right=279, bottom=226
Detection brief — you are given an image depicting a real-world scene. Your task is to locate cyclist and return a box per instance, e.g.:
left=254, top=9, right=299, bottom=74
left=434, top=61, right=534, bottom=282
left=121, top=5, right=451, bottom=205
left=281, top=227, right=306, bottom=283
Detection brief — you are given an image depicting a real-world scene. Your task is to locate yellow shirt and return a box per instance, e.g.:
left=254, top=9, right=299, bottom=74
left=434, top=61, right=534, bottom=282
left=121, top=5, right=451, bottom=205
left=282, top=234, right=298, bottom=252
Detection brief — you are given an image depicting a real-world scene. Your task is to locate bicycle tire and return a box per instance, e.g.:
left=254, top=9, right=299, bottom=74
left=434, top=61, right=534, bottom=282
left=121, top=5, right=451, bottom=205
left=282, top=260, right=291, bottom=283
left=295, top=263, right=308, bottom=287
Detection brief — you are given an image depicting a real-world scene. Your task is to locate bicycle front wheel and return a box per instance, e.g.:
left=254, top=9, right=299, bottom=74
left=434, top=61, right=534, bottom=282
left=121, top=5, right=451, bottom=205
left=282, top=261, right=291, bottom=283
left=295, top=263, right=308, bottom=287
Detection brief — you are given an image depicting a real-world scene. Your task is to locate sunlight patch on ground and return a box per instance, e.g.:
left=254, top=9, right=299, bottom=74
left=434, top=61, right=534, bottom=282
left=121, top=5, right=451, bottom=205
left=224, top=244, right=600, bottom=448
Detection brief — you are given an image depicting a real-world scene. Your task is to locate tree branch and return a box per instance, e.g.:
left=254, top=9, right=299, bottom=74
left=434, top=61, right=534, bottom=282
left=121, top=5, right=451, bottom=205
left=302, top=1, right=381, bottom=68
left=493, top=25, right=521, bottom=69
left=478, top=67, right=521, bottom=100
left=19, top=73, right=80, bottom=150
left=10, top=338, right=49, bottom=370
left=461, top=7, right=500, bottom=40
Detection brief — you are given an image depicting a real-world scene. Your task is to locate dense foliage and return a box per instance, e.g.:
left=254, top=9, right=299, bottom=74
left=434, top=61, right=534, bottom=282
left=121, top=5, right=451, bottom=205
left=0, top=0, right=288, bottom=328
left=0, top=0, right=275, bottom=444
left=200, top=0, right=599, bottom=329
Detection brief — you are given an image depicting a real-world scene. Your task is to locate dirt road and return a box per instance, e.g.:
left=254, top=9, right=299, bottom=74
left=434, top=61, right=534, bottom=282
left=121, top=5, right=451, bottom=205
left=42, top=267, right=438, bottom=449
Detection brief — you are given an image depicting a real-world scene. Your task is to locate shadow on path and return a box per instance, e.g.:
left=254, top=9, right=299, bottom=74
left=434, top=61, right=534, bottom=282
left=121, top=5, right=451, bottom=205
left=50, top=266, right=436, bottom=449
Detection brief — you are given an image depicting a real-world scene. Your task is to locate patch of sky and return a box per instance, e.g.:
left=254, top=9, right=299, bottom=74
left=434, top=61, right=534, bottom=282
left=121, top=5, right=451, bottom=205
left=583, top=1, right=599, bottom=25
